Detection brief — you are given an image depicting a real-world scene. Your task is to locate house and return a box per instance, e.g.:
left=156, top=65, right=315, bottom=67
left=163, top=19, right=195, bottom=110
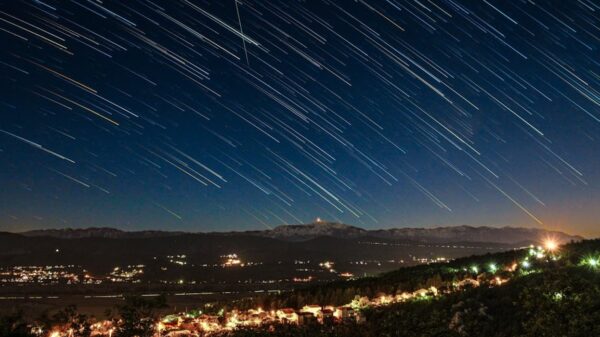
left=334, top=306, right=354, bottom=321
left=356, top=312, right=367, bottom=324
left=301, top=304, right=322, bottom=316
left=276, top=308, right=298, bottom=323
left=298, top=311, right=317, bottom=325
left=319, top=308, right=335, bottom=325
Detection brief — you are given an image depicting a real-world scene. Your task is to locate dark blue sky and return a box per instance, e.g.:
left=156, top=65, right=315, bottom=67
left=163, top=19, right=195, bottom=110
left=1, top=0, right=599, bottom=236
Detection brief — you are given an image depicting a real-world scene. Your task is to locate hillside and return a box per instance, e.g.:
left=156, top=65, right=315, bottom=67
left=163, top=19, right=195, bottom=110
left=1, top=239, right=599, bottom=337
left=218, top=239, right=600, bottom=337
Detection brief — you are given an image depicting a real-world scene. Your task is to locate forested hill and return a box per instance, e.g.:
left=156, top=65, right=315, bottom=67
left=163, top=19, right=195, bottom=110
left=224, top=239, right=600, bottom=337
left=244, top=239, right=595, bottom=309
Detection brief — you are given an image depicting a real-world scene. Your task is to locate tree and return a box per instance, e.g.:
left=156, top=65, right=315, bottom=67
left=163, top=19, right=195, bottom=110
left=0, top=311, right=34, bottom=337
left=112, top=295, right=168, bottom=337
left=51, top=305, right=92, bottom=337
left=448, top=299, right=492, bottom=337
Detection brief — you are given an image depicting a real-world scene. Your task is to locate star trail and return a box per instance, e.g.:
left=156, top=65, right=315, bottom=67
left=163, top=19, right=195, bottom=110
left=0, top=0, right=599, bottom=235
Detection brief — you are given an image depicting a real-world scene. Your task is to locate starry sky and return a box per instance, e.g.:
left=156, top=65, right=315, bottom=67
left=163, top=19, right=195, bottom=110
left=1, top=0, right=599, bottom=236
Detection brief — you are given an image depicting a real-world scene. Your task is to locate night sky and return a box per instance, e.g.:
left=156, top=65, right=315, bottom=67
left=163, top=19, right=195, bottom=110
left=1, top=0, right=599, bottom=236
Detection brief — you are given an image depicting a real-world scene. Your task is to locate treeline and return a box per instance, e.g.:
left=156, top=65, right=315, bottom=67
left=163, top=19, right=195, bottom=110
left=0, top=295, right=167, bottom=337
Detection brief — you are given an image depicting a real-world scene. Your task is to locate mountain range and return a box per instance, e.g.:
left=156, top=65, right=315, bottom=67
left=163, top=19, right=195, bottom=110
left=19, top=222, right=583, bottom=244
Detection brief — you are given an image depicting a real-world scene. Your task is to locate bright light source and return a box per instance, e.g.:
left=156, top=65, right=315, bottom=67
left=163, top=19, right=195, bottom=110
left=522, top=260, right=531, bottom=269
left=488, top=263, right=497, bottom=273
left=544, top=239, right=558, bottom=252
left=553, top=292, right=563, bottom=301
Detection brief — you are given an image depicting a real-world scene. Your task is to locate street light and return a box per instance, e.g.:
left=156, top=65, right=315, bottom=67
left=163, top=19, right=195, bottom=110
left=157, top=322, right=165, bottom=337
left=544, top=239, right=558, bottom=252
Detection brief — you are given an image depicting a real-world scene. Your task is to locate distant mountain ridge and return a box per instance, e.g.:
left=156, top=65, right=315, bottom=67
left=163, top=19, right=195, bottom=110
left=21, top=227, right=185, bottom=239
left=260, top=222, right=582, bottom=244
left=19, top=222, right=583, bottom=245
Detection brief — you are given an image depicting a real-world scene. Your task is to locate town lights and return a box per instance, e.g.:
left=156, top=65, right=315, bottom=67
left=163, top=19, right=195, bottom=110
left=488, top=263, right=497, bottom=273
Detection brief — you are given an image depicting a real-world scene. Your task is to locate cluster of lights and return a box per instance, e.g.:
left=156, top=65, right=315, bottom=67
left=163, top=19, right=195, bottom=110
left=293, top=276, right=314, bottom=283
left=222, top=254, right=243, bottom=267
left=0, top=265, right=81, bottom=284
left=461, top=240, right=562, bottom=277
left=109, top=265, right=144, bottom=282
left=167, top=254, right=187, bottom=266
left=319, top=261, right=336, bottom=273
left=319, top=261, right=334, bottom=269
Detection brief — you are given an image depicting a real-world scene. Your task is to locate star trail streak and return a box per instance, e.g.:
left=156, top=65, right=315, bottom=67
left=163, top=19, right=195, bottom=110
left=0, top=0, right=599, bottom=236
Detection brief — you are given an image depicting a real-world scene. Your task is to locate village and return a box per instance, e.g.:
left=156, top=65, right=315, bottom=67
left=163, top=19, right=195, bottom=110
left=82, top=285, right=443, bottom=337
left=59, top=257, right=521, bottom=336
left=42, top=240, right=586, bottom=337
